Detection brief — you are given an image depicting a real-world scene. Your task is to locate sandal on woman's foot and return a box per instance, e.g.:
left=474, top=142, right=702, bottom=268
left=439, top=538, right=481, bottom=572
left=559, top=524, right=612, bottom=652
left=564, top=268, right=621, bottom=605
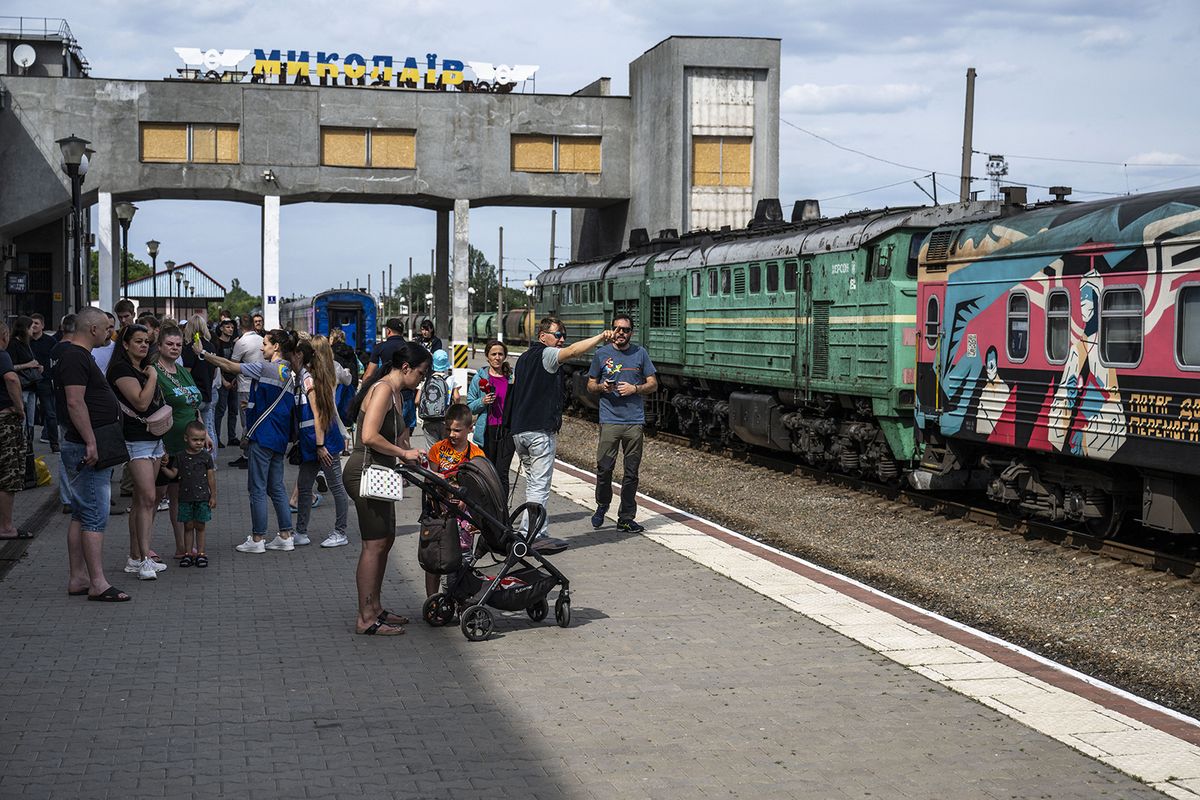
left=357, top=619, right=405, bottom=636
left=194, top=553, right=208, bottom=568
left=88, top=586, right=131, bottom=602
left=379, top=610, right=410, bottom=626
left=179, top=554, right=193, bottom=568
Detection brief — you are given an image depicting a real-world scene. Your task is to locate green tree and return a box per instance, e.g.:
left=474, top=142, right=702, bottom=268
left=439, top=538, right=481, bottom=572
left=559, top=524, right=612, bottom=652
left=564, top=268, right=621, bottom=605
left=89, top=250, right=152, bottom=297
left=214, top=277, right=262, bottom=321
left=383, top=245, right=532, bottom=318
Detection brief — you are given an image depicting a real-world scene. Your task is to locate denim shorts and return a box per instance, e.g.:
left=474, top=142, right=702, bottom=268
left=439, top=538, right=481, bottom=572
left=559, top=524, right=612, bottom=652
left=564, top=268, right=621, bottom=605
left=59, top=439, right=114, bottom=532
left=126, top=439, right=165, bottom=461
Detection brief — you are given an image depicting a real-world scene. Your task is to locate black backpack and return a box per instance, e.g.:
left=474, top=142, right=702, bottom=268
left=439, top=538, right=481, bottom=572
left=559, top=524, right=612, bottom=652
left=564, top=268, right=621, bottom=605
left=418, top=373, right=450, bottom=420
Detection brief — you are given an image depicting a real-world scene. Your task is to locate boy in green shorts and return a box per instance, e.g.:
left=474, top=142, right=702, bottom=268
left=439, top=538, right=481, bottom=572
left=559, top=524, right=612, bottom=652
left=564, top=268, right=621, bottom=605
left=176, top=421, right=216, bottom=568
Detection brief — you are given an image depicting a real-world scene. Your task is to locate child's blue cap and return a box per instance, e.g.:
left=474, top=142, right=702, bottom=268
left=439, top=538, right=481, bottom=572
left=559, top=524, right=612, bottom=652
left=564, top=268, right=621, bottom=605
left=432, top=349, right=450, bottom=372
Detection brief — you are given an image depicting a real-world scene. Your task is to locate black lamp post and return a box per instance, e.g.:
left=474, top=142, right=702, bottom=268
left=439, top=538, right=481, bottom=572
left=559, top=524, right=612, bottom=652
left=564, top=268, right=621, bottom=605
left=114, top=201, right=137, bottom=301
left=146, top=239, right=160, bottom=314
left=174, top=270, right=183, bottom=321
left=182, top=278, right=190, bottom=319
left=56, top=134, right=90, bottom=311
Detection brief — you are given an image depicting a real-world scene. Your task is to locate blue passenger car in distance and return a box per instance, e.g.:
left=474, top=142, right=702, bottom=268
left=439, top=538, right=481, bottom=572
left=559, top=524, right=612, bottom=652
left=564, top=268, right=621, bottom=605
left=280, top=289, right=379, bottom=354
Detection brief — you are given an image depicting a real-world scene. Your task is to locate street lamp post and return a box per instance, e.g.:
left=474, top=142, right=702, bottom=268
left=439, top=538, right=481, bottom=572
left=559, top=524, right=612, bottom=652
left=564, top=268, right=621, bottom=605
left=174, top=271, right=183, bottom=321
left=523, top=279, right=537, bottom=311
left=56, top=134, right=90, bottom=311
left=424, top=292, right=434, bottom=319
left=114, top=202, right=137, bottom=301
left=164, top=260, right=176, bottom=320
left=146, top=239, right=160, bottom=315
left=182, top=278, right=190, bottom=319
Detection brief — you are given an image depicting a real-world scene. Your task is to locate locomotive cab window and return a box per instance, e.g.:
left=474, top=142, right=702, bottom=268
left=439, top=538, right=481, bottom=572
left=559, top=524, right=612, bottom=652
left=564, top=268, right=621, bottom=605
left=906, top=235, right=925, bottom=279
left=766, top=263, right=779, bottom=292
left=1007, top=292, right=1029, bottom=361
left=924, top=295, right=939, bottom=349
left=708, top=269, right=718, bottom=296
left=1101, top=287, right=1143, bottom=365
left=1046, top=290, right=1070, bottom=363
left=784, top=262, right=797, bottom=292
left=749, top=264, right=761, bottom=293
left=691, top=271, right=701, bottom=298
left=720, top=267, right=731, bottom=295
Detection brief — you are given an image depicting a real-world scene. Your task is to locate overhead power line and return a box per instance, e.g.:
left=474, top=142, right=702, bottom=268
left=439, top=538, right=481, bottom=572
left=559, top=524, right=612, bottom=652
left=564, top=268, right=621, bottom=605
left=974, top=149, right=1200, bottom=168
left=781, top=118, right=957, bottom=178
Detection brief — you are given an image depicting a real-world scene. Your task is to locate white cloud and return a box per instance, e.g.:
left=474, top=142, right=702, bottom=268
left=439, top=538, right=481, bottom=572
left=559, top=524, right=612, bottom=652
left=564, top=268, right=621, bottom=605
left=1080, top=25, right=1135, bottom=48
left=1126, top=151, right=1195, bottom=166
left=782, top=82, right=932, bottom=114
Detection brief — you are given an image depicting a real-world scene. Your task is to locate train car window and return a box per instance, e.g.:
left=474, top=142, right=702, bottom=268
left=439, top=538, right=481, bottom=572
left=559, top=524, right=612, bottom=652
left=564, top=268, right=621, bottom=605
left=924, top=295, right=939, bottom=349
left=720, top=268, right=731, bottom=294
left=749, top=265, right=761, bottom=293
left=1100, top=287, right=1143, bottom=365
left=1046, top=290, right=1071, bottom=363
left=766, top=263, right=779, bottom=292
left=691, top=271, right=701, bottom=297
left=1007, top=292, right=1030, bottom=361
left=906, top=234, right=925, bottom=279
left=784, top=262, right=797, bottom=292
left=708, top=270, right=718, bottom=296
left=1178, top=286, right=1200, bottom=367
left=872, top=244, right=893, bottom=280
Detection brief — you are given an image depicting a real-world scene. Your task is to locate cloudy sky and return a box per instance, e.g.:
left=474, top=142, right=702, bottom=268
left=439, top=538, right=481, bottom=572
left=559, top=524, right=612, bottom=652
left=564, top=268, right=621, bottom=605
left=47, top=0, right=1200, bottom=298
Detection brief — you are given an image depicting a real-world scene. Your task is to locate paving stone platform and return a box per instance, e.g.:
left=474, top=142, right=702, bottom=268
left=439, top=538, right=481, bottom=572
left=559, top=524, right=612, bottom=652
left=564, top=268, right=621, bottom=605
left=0, top=439, right=1181, bottom=799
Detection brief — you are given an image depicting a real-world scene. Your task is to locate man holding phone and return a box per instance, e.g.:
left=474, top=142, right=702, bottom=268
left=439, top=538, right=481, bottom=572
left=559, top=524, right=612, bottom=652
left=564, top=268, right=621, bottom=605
left=586, top=313, right=657, bottom=533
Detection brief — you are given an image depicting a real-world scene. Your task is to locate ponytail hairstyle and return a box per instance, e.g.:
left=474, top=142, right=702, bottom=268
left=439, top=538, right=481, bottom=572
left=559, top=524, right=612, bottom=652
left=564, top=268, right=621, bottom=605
left=349, top=341, right=432, bottom=420
left=484, top=339, right=511, bottom=378
left=300, top=335, right=337, bottom=431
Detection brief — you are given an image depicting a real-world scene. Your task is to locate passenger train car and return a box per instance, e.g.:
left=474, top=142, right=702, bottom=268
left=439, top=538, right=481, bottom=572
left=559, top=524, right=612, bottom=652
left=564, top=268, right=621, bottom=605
left=914, top=188, right=1200, bottom=536
left=280, top=289, right=378, bottom=354
left=536, top=189, right=1200, bottom=536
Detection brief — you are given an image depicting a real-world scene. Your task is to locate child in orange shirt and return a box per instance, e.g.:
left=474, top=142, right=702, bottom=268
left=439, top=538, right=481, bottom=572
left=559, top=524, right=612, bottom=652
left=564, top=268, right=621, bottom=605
left=425, top=403, right=485, bottom=597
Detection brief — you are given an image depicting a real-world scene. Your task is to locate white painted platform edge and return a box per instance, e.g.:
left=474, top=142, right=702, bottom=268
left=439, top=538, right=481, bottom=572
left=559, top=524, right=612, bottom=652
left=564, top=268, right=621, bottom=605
left=551, top=461, right=1200, bottom=799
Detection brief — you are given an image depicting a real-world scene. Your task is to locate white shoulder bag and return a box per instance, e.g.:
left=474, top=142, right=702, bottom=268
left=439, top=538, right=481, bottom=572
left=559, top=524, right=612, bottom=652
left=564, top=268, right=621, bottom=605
left=359, top=386, right=404, bottom=502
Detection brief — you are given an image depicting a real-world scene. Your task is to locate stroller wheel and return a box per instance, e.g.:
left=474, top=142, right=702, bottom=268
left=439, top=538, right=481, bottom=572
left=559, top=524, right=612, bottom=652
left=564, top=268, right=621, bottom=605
left=554, top=596, right=571, bottom=628
left=527, top=600, right=548, bottom=622
left=460, top=605, right=494, bottom=642
left=422, top=593, right=455, bottom=627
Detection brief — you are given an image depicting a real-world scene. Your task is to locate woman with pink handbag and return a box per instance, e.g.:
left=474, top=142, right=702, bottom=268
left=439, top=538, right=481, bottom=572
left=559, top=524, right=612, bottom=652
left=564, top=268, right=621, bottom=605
left=343, top=342, right=431, bottom=636
left=107, top=323, right=173, bottom=582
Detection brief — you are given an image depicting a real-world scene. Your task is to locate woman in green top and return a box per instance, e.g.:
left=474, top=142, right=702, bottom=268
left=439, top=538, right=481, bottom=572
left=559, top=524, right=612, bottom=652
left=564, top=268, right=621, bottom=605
left=154, top=326, right=206, bottom=559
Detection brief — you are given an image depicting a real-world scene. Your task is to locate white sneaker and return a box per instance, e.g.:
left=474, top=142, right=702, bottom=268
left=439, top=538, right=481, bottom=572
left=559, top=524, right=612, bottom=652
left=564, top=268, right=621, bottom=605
left=292, top=533, right=311, bottom=546
left=125, top=557, right=141, bottom=573
left=156, top=498, right=170, bottom=512
left=151, top=558, right=167, bottom=572
left=265, top=535, right=295, bottom=552
left=138, top=558, right=158, bottom=580
left=235, top=536, right=266, bottom=554
left=320, top=532, right=349, bottom=548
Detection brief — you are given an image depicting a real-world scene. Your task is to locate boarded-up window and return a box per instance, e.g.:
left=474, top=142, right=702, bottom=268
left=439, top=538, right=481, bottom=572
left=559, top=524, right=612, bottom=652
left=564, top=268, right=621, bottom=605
left=692, top=135, right=752, bottom=187
left=371, top=130, right=416, bottom=168
left=141, top=123, right=238, bottom=164
left=322, top=129, right=368, bottom=167
left=141, top=124, right=189, bottom=163
left=512, top=135, right=555, bottom=172
left=558, top=137, right=602, bottom=173
left=512, top=134, right=601, bottom=174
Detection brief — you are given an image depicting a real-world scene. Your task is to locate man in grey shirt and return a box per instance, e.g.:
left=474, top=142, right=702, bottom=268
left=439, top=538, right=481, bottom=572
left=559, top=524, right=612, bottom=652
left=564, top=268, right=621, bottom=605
left=227, top=314, right=264, bottom=467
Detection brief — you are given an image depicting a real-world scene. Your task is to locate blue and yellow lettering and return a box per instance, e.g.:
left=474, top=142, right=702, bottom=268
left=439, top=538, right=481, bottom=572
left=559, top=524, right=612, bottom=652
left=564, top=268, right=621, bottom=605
left=343, top=53, right=367, bottom=80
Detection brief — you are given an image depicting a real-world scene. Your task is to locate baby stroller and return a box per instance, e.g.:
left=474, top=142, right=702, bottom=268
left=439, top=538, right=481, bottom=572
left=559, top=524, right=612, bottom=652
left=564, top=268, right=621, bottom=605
left=399, top=457, right=572, bottom=641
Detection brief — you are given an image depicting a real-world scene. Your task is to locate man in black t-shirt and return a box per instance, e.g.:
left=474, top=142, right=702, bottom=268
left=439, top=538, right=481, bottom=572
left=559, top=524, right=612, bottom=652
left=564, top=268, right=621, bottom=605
left=361, top=317, right=406, bottom=383
left=212, top=318, right=238, bottom=444
left=53, top=307, right=129, bottom=601
left=29, top=313, right=59, bottom=451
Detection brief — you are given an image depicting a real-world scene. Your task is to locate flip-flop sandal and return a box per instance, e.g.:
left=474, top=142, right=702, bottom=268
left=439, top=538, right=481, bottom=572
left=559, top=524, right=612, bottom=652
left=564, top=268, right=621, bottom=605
left=179, top=554, right=193, bottom=568
left=357, top=619, right=405, bottom=636
left=0, top=529, right=35, bottom=540
left=87, top=586, right=131, bottom=602
left=195, top=553, right=208, bottom=568
left=379, top=610, right=410, bottom=626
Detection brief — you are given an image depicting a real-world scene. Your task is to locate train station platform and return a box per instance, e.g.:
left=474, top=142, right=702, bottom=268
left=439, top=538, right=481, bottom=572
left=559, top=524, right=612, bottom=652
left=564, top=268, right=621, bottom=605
left=2, top=441, right=1198, bottom=799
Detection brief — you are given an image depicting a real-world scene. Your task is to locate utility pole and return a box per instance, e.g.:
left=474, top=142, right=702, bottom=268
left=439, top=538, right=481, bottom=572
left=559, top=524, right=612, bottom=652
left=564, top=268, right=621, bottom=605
left=549, top=209, right=556, bottom=270
left=497, top=226, right=504, bottom=343
left=408, top=256, right=413, bottom=337
left=959, top=67, right=976, bottom=203
left=387, top=263, right=393, bottom=320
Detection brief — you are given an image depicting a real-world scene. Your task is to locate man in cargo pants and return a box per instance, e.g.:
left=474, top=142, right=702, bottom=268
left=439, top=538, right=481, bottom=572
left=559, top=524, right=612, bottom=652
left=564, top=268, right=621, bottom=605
left=586, top=313, right=657, bottom=533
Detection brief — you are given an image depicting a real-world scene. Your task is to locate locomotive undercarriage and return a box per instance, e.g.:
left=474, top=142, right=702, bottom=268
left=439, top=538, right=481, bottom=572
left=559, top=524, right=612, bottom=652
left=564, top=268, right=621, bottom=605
left=913, top=442, right=1139, bottom=537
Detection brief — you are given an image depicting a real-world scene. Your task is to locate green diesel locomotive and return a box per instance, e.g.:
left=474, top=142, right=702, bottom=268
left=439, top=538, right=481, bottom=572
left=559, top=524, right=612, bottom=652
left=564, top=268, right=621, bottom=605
left=535, top=200, right=998, bottom=480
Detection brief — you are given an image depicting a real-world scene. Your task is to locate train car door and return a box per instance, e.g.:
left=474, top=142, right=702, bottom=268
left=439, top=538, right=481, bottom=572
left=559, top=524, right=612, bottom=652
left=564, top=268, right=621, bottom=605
left=792, top=258, right=812, bottom=395
left=329, top=304, right=365, bottom=351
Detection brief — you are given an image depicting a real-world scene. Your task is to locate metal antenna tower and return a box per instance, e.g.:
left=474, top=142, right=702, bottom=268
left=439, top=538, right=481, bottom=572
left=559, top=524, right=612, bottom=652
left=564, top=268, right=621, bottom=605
left=986, top=154, right=1008, bottom=201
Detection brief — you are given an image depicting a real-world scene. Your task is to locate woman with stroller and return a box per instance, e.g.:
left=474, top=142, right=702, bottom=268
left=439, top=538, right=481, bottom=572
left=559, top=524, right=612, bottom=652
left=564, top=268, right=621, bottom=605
left=344, top=342, right=430, bottom=636
left=293, top=335, right=352, bottom=549
left=466, top=339, right=515, bottom=499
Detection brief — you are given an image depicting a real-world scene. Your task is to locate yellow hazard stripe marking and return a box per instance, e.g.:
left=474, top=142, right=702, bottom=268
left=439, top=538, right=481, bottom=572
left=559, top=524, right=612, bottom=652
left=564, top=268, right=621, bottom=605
left=453, top=344, right=469, bottom=369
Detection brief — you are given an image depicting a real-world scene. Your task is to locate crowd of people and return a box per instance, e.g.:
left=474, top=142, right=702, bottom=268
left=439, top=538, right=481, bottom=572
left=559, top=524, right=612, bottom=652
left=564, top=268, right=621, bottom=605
left=1, top=304, right=659, bottom=636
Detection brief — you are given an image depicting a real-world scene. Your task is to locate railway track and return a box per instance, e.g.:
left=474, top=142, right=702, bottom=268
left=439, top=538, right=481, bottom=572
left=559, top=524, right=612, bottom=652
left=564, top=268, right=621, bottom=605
left=637, top=425, right=1200, bottom=581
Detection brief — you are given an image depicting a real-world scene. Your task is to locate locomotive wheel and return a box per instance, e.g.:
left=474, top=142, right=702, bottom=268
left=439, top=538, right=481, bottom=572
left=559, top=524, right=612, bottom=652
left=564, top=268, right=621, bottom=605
left=527, top=600, right=548, bottom=622
left=1084, top=494, right=1127, bottom=538
left=422, top=593, right=455, bottom=627
left=460, top=605, right=494, bottom=641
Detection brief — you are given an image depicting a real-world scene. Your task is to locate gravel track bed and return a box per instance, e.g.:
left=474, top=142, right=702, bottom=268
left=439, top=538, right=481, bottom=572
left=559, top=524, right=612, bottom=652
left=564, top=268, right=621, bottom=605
left=554, top=416, right=1200, bottom=719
